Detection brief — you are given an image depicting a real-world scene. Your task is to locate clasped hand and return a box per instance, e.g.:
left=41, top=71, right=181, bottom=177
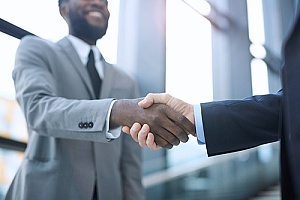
left=122, top=93, right=196, bottom=150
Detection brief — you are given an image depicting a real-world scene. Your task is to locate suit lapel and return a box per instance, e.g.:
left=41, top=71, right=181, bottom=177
left=100, top=59, right=114, bottom=98
left=57, top=37, right=95, bottom=99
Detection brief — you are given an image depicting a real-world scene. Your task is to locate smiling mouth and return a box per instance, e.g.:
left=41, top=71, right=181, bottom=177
left=88, top=11, right=104, bottom=20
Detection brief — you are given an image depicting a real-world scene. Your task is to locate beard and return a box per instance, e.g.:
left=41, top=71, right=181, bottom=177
left=68, top=8, right=108, bottom=41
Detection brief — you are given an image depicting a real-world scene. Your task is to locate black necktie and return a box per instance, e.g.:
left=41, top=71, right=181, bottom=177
left=87, top=49, right=102, bottom=98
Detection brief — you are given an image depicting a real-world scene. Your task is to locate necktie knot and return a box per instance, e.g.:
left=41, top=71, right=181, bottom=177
left=88, top=49, right=94, bottom=63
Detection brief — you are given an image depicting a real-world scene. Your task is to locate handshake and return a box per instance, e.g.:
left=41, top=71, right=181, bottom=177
left=110, top=93, right=196, bottom=150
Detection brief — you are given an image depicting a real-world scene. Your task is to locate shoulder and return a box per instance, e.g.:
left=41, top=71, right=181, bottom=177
left=20, top=35, right=53, bottom=48
left=17, top=35, right=59, bottom=58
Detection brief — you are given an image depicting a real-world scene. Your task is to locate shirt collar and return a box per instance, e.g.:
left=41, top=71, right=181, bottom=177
left=67, top=35, right=101, bottom=65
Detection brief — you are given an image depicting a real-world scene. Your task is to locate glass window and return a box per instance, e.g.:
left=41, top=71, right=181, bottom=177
left=0, top=33, right=19, bottom=100
left=0, top=0, right=67, bottom=42
left=0, top=33, right=27, bottom=142
left=0, top=149, right=24, bottom=199
left=165, top=0, right=213, bottom=167
left=247, top=0, right=269, bottom=96
left=0, top=0, right=119, bottom=63
left=0, top=31, right=27, bottom=200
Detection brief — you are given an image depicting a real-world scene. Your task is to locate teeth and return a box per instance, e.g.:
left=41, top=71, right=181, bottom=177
left=89, top=12, right=103, bottom=18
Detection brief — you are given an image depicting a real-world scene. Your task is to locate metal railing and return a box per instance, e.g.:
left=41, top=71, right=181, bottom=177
left=0, top=18, right=34, bottom=39
left=0, top=137, right=26, bottom=152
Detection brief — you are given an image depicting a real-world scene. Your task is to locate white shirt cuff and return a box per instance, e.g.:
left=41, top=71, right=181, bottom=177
left=106, top=100, right=122, bottom=139
left=194, top=104, right=206, bottom=144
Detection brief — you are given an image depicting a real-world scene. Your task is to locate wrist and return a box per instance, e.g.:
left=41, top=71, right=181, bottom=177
left=188, top=104, right=195, bottom=125
left=110, top=99, right=127, bottom=128
left=110, top=99, right=140, bottom=128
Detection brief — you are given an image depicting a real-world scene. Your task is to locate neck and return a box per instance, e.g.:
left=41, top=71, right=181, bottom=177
left=69, top=33, right=97, bottom=45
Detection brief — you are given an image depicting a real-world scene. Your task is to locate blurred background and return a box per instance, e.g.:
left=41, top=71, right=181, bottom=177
left=0, top=0, right=296, bottom=199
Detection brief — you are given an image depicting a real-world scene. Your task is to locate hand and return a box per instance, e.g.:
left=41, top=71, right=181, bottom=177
left=122, top=123, right=161, bottom=150
left=111, top=98, right=195, bottom=149
left=123, top=123, right=162, bottom=150
left=139, top=93, right=195, bottom=125
left=122, top=93, right=195, bottom=150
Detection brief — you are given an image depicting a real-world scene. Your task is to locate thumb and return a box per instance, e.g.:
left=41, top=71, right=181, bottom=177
left=138, top=93, right=155, bottom=108
left=138, top=93, right=171, bottom=108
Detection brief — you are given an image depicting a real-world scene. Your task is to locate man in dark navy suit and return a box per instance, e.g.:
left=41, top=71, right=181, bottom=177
left=124, top=2, right=300, bottom=199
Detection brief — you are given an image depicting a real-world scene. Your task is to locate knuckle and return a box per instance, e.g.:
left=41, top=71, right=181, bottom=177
left=170, top=137, right=180, bottom=146
left=177, top=114, right=186, bottom=123
left=155, top=137, right=168, bottom=148
left=164, top=144, right=173, bottom=149
left=165, top=93, right=171, bottom=99
left=177, top=130, right=188, bottom=142
left=152, top=117, right=161, bottom=124
left=181, top=135, right=189, bottom=143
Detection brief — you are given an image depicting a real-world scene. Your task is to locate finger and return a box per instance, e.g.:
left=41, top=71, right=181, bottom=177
left=146, top=133, right=162, bottom=150
left=155, top=111, right=189, bottom=143
left=165, top=110, right=195, bottom=142
left=138, top=124, right=151, bottom=147
left=130, top=123, right=142, bottom=142
left=122, top=126, right=130, bottom=134
left=163, top=120, right=189, bottom=143
left=153, top=133, right=174, bottom=149
left=152, top=124, right=181, bottom=146
left=138, top=93, right=172, bottom=108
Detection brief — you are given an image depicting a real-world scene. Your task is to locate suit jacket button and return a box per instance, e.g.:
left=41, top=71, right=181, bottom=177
left=78, top=122, right=84, bottom=129
left=83, top=122, right=88, bottom=129
left=88, top=122, right=94, bottom=128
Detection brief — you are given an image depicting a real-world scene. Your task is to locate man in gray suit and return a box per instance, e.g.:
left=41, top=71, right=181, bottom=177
left=5, top=0, right=195, bottom=199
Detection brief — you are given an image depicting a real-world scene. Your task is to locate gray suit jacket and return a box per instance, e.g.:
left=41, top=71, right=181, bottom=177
left=5, top=36, right=144, bottom=200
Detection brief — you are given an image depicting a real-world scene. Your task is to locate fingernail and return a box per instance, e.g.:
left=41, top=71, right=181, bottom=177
left=138, top=100, right=145, bottom=105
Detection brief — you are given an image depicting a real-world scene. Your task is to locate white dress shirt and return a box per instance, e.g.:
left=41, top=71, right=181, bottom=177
left=194, top=104, right=206, bottom=144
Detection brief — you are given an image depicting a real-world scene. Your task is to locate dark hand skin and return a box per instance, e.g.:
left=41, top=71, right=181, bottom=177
left=110, top=99, right=196, bottom=149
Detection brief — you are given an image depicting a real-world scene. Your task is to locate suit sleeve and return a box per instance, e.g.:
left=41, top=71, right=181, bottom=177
left=201, top=91, right=283, bottom=156
left=13, top=36, right=113, bottom=143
